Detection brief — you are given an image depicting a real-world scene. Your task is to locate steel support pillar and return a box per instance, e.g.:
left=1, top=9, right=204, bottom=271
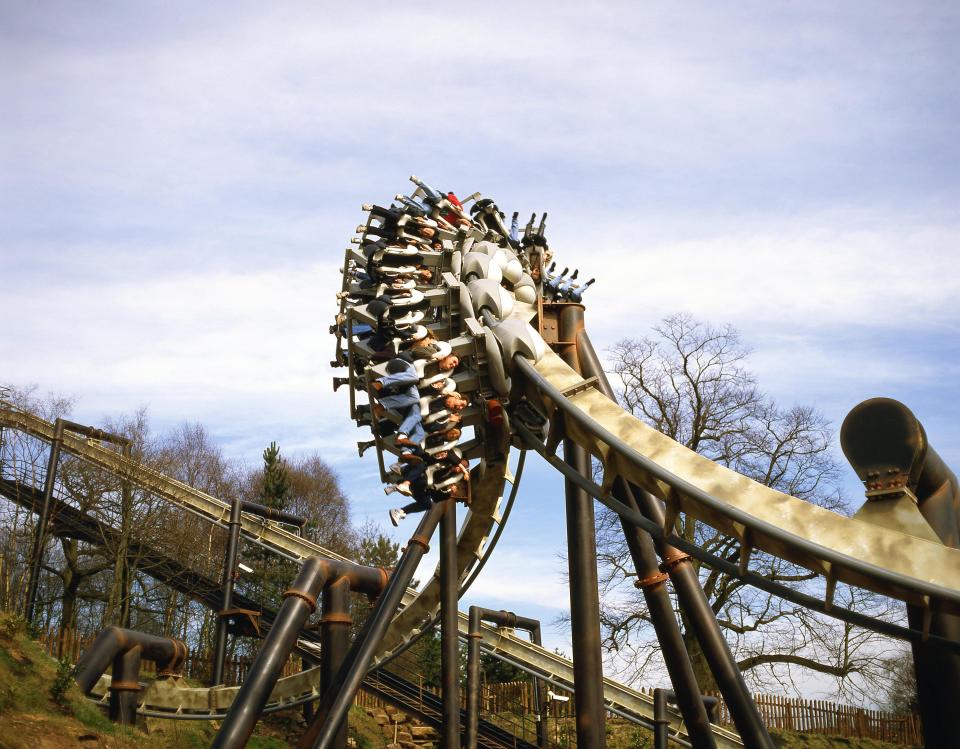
left=321, top=577, right=352, bottom=749
left=297, top=502, right=445, bottom=749
left=440, top=499, right=460, bottom=749
left=213, top=557, right=331, bottom=749
left=212, top=496, right=243, bottom=686
left=25, top=418, right=64, bottom=624
left=558, top=305, right=606, bottom=749
left=109, top=645, right=143, bottom=725
left=577, top=332, right=717, bottom=749
left=466, top=607, right=546, bottom=749
left=571, top=322, right=772, bottom=749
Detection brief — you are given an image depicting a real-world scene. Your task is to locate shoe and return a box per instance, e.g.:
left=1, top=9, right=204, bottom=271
left=384, top=485, right=399, bottom=496
left=396, top=482, right=413, bottom=496
left=389, top=508, right=406, bottom=527
left=394, top=436, right=417, bottom=448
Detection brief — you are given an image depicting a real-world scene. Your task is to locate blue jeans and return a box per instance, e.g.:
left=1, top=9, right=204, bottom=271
left=379, top=390, right=424, bottom=444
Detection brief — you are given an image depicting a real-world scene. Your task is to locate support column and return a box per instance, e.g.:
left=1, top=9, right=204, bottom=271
left=440, top=500, right=460, bottom=749
left=213, top=557, right=331, bottom=749
left=466, top=607, right=546, bottom=749
left=109, top=645, right=143, bottom=725
left=558, top=305, right=606, bottom=749
left=321, top=577, right=352, bottom=749
left=465, top=608, right=483, bottom=749
left=297, top=502, right=445, bottom=749
left=571, top=322, right=771, bottom=749
left=577, top=331, right=717, bottom=749
left=25, top=418, right=64, bottom=624
left=212, top=496, right=243, bottom=686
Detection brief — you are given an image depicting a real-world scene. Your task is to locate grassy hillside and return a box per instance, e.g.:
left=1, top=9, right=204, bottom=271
left=0, top=613, right=387, bottom=749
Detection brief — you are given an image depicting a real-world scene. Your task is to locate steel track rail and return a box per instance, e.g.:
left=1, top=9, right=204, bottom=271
left=515, top=352, right=960, bottom=622
left=0, top=404, right=508, bottom=664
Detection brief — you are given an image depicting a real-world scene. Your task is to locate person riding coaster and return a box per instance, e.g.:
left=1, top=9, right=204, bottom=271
left=387, top=449, right=470, bottom=526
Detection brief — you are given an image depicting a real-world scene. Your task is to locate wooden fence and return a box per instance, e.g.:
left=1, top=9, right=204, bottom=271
left=478, top=681, right=923, bottom=746
left=39, top=629, right=922, bottom=746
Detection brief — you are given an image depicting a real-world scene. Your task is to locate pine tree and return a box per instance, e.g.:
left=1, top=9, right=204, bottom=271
left=260, top=441, right=290, bottom=511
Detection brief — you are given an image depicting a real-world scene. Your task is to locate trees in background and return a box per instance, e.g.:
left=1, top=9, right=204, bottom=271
left=0, top=388, right=369, bottom=663
left=597, top=314, right=901, bottom=702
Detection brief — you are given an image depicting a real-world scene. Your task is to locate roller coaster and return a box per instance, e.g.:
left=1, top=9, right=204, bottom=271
left=1, top=176, right=958, bottom=748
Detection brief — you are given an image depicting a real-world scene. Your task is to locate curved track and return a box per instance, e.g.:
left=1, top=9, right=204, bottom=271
left=6, top=179, right=960, bottom=748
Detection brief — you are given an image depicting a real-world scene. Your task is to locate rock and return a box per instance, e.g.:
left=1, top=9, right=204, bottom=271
left=410, top=726, right=437, bottom=739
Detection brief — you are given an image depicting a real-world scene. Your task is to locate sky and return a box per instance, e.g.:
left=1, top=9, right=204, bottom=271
left=3, top=1, right=959, bottom=698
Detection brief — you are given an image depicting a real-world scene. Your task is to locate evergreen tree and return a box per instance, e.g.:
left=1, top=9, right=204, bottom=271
left=260, top=441, right=290, bottom=511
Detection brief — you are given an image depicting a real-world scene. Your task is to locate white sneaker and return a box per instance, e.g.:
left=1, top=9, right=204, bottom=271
left=389, top=508, right=406, bottom=526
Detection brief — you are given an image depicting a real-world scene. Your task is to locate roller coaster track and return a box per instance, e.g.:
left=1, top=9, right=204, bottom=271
left=0, top=403, right=737, bottom=746
left=8, top=180, right=960, bottom=748
left=0, top=476, right=533, bottom=749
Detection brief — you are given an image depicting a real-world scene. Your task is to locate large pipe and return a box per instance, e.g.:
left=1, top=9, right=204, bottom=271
left=212, top=496, right=243, bottom=686
left=240, top=500, right=307, bottom=530
left=321, top=576, right=352, bottom=749
left=213, top=557, right=389, bottom=749
left=573, top=325, right=773, bottom=749
left=577, top=332, right=718, bottom=749
left=25, top=419, right=65, bottom=623
left=439, top=500, right=460, bottom=749
left=466, top=607, right=546, bottom=749
left=74, top=626, right=187, bottom=726
left=297, top=501, right=446, bottom=749
left=110, top=645, right=143, bottom=725
left=558, top=305, right=607, bottom=748
left=841, top=398, right=960, bottom=749
left=653, top=689, right=720, bottom=749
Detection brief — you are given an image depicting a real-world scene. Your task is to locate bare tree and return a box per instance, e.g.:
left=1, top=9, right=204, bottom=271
left=597, top=313, right=899, bottom=700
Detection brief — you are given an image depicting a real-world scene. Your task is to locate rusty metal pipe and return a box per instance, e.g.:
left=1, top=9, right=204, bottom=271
left=59, top=419, right=130, bottom=447
left=558, top=304, right=607, bottom=748
left=213, top=557, right=331, bottom=749
left=25, top=419, right=64, bottom=623
left=212, top=496, right=243, bottom=686
left=321, top=577, right=352, bottom=749
left=240, top=500, right=308, bottom=530
left=439, top=500, right=460, bottom=749
left=577, top=331, right=718, bottom=749
left=575, top=325, right=771, bottom=748
left=296, top=501, right=445, bottom=749
left=466, top=607, right=546, bottom=749
left=110, top=645, right=143, bottom=725
left=74, top=626, right=186, bottom=695
left=75, top=625, right=186, bottom=727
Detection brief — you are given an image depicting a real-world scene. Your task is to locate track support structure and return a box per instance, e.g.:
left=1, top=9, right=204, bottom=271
left=557, top=304, right=607, bottom=748
left=466, top=607, right=546, bottom=749
left=297, top=502, right=446, bottom=749
left=440, top=499, right=460, bottom=748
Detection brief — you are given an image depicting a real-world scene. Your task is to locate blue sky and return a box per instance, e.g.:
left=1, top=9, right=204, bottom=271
left=3, top=2, right=959, bottom=694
